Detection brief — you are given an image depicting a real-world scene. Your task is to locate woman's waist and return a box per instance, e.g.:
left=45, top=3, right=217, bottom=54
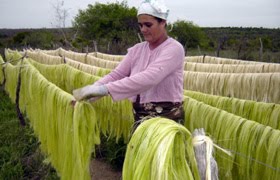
left=130, top=94, right=183, bottom=104
left=133, top=101, right=183, bottom=111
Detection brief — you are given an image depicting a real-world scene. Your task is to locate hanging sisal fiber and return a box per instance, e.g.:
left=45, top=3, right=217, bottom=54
left=3, top=61, right=20, bottom=102
left=123, top=117, right=199, bottom=180
left=4, top=48, right=24, bottom=62
left=5, top=52, right=133, bottom=141
left=59, top=48, right=88, bottom=64
left=184, top=90, right=280, bottom=130
left=184, top=62, right=280, bottom=73
left=27, top=58, right=134, bottom=141
left=93, top=52, right=124, bottom=62
left=65, top=57, right=111, bottom=77
left=183, top=71, right=280, bottom=104
left=205, top=56, right=260, bottom=64
left=186, top=56, right=260, bottom=64
left=183, top=96, right=280, bottom=180
left=86, top=55, right=119, bottom=69
left=20, top=49, right=112, bottom=77
left=4, top=59, right=100, bottom=180
left=36, top=48, right=62, bottom=56
left=26, top=50, right=64, bottom=64
left=184, top=56, right=205, bottom=63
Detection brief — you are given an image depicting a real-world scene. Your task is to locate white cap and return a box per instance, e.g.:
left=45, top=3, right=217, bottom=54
left=137, top=0, right=169, bottom=20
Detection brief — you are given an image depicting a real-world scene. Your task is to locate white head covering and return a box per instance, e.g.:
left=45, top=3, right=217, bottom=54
left=137, top=0, right=169, bottom=20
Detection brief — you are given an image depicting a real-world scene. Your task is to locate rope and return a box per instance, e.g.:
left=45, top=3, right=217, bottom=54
left=0, top=57, right=24, bottom=66
left=199, top=136, right=280, bottom=173
left=229, top=149, right=280, bottom=172
left=193, top=135, right=232, bottom=180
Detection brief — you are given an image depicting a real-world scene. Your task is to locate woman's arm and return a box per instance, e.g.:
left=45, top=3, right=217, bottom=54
left=94, top=50, right=133, bottom=85
left=106, top=43, right=184, bottom=101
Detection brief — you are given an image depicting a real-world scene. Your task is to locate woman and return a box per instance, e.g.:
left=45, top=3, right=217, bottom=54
left=73, top=0, right=185, bottom=127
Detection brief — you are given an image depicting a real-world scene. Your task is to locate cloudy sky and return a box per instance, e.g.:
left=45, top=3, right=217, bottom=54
left=0, top=0, right=279, bottom=29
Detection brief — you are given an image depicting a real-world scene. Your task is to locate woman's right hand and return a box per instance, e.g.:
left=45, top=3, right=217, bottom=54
left=72, top=85, right=108, bottom=101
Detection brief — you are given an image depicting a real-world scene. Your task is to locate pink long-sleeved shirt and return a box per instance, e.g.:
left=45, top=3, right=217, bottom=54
left=96, top=37, right=185, bottom=103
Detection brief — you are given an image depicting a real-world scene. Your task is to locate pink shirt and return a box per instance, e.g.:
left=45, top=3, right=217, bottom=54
left=96, top=37, right=185, bottom=103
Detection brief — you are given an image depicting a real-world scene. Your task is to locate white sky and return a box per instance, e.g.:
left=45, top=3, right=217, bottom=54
left=0, top=0, right=279, bottom=29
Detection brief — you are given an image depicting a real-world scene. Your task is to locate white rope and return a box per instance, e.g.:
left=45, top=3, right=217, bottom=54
left=192, top=135, right=232, bottom=180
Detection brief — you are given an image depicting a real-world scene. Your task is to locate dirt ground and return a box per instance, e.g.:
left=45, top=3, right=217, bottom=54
left=90, top=159, right=122, bottom=180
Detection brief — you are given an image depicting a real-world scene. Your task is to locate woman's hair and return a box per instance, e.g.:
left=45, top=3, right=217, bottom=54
left=155, top=16, right=167, bottom=27
left=155, top=16, right=163, bottom=23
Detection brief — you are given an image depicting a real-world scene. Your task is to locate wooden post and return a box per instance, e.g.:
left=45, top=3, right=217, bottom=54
left=107, top=41, right=111, bottom=53
left=259, top=38, right=263, bottom=62
left=93, top=40, right=98, bottom=52
left=15, top=58, right=26, bottom=126
left=203, top=54, right=206, bottom=63
left=237, top=44, right=242, bottom=59
left=216, top=40, right=221, bottom=57
left=1, top=65, right=6, bottom=86
left=197, top=45, right=202, bottom=55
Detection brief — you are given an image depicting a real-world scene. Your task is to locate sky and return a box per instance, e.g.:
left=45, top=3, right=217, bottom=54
left=0, top=0, right=279, bottom=29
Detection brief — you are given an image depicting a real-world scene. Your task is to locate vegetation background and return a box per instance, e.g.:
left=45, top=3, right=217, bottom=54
left=1, top=2, right=280, bottom=63
left=0, top=1, right=279, bottom=179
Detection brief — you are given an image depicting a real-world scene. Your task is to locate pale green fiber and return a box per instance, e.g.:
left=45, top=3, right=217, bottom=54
left=26, top=50, right=64, bottom=64
left=59, top=48, right=87, bottom=63
left=72, top=101, right=100, bottom=179
left=87, top=55, right=119, bottom=69
left=19, top=49, right=112, bottom=77
left=4, top=48, right=24, bottom=62
left=65, top=57, right=111, bottom=77
left=184, top=62, right=280, bottom=73
left=94, top=52, right=124, bottom=62
left=4, top=59, right=100, bottom=180
left=4, top=50, right=280, bottom=180
left=185, top=55, right=259, bottom=64
left=3, top=62, right=20, bottom=102
left=183, top=71, right=280, bottom=103
left=184, top=90, right=280, bottom=130
left=123, top=117, right=197, bottom=180
left=183, top=96, right=280, bottom=179
left=28, top=58, right=134, bottom=141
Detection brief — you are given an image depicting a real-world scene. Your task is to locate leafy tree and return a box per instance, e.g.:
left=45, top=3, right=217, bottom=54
left=12, top=31, right=54, bottom=49
left=13, top=32, right=31, bottom=45
left=25, top=31, right=54, bottom=49
left=169, top=20, right=208, bottom=50
left=73, top=1, right=139, bottom=53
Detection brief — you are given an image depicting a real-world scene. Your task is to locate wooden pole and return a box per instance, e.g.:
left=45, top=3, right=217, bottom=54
left=259, top=38, right=263, bottom=62
left=216, top=40, right=221, bottom=57
left=15, top=58, right=26, bottom=126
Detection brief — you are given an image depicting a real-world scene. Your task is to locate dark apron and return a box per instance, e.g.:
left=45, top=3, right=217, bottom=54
left=132, top=95, right=184, bottom=130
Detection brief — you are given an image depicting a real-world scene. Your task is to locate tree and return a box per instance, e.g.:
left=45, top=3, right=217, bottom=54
left=169, top=20, right=208, bottom=51
left=24, top=31, right=55, bottom=49
left=73, top=1, right=139, bottom=53
left=51, top=0, right=76, bottom=49
left=52, top=0, right=69, bottom=28
left=12, top=31, right=54, bottom=49
left=13, top=32, right=31, bottom=46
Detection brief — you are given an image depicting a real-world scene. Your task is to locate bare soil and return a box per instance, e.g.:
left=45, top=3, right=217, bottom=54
left=90, top=159, right=122, bottom=180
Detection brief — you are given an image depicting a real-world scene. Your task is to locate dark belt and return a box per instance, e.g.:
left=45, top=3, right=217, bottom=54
left=133, top=100, right=184, bottom=125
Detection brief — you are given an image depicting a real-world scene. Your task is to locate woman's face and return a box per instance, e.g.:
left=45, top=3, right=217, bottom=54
left=137, top=14, right=166, bottom=44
